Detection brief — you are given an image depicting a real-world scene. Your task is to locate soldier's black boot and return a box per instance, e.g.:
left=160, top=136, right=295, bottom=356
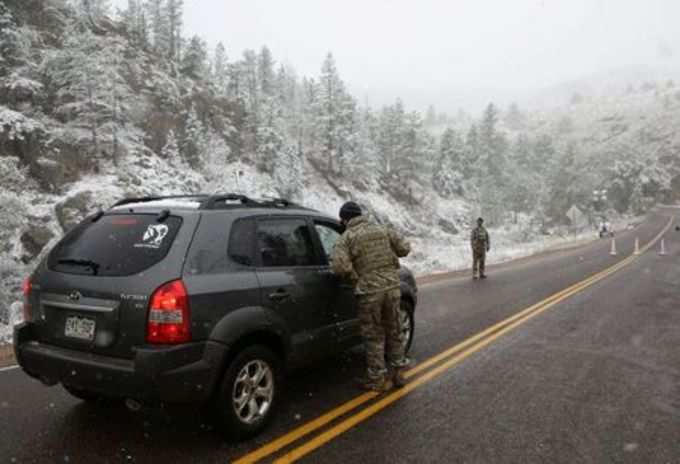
left=480, top=274, right=487, bottom=279
left=392, top=368, right=407, bottom=388
left=356, top=375, right=393, bottom=393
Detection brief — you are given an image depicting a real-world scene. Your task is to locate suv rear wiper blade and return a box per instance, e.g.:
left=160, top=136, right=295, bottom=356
left=57, top=258, right=100, bottom=274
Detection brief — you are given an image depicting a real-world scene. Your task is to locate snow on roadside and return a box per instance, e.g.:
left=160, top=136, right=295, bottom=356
left=0, top=303, right=21, bottom=344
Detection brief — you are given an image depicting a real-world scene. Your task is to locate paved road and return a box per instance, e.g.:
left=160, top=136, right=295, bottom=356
left=1, top=209, right=678, bottom=464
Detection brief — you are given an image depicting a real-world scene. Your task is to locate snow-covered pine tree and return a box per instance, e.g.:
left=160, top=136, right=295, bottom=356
left=226, top=61, right=245, bottom=103
left=120, top=0, right=140, bottom=44
left=351, top=106, right=379, bottom=175
left=316, top=52, right=348, bottom=174
left=433, top=127, right=464, bottom=197
left=425, top=105, right=437, bottom=127
left=274, top=144, right=304, bottom=200
left=202, top=130, right=232, bottom=180
left=181, top=35, right=208, bottom=80
left=212, top=42, right=228, bottom=94
left=166, top=0, right=183, bottom=62
left=462, top=123, right=479, bottom=178
left=256, top=96, right=284, bottom=173
left=335, top=92, right=359, bottom=175
left=545, top=142, right=581, bottom=221
left=274, top=65, right=296, bottom=108
left=376, top=99, right=406, bottom=177
left=43, top=19, right=107, bottom=155
left=181, top=104, right=206, bottom=168
left=478, top=103, right=506, bottom=180
left=241, top=49, right=261, bottom=155
left=161, top=128, right=182, bottom=166
left=0, top=2, right=20, bottom=75
left=258, top=46, right=275, bottom=97
left=532, top=134, right=556, bottom=176
left=297, top=77, right=318, bottom=157
left=146, top=0, right=170, bottom=58
left=504, top=102, right=525, bottom=130
left=400, top=109, right=435, bottom=179
left=511, top=133, right=532, bottom=171
left=44, top=16, right=138, bottom=165
left=75, top=0, right=111, bottom=20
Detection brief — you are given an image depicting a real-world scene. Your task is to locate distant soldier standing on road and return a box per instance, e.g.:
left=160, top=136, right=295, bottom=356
left=471, top=217, right=490, bottom=279
left=331, top=201, right=411, bottom=392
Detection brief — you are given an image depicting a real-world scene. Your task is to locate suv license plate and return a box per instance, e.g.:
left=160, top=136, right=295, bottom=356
left=65, top=316, right=96, bottom=341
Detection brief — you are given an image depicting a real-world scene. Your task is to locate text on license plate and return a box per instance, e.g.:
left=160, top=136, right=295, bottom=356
left=65, top=316, right=96, bottom=341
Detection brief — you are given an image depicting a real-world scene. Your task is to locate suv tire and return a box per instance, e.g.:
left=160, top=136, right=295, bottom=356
left=214, top=345, right=283, bottom=442
left=400, top=299, right=415, bottom=354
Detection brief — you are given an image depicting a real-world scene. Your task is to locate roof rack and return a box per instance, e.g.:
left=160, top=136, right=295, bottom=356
left=110, top=194, right=309, bottom=211
left=200, top=194, right=258, bottom=210
left=200, top=194, right=308, bottom=210
left=112, top=194, right=211, bottom=208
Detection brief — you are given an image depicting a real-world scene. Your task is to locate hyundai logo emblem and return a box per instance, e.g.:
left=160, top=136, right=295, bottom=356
left=68, top=291, right=82, bottom=301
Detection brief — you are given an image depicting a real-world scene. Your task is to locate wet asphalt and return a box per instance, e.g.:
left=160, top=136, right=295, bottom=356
left=0, top=209, right=678, bottom=464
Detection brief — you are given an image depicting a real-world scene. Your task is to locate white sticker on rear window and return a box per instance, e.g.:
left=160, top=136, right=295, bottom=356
left=135, top=224, right=169, bottom=249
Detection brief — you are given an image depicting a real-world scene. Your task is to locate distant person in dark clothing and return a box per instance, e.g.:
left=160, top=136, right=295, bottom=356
left=471, top=217, right=490, bottom=279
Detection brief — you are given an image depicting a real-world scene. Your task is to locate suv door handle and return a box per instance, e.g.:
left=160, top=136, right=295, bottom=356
left=317, top=269, right=333, bottom=276
left=268, top=290, right=291, bottom=302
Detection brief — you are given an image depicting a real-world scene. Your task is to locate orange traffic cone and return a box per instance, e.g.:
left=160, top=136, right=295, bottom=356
left=610, top=238, right=617, bottom=256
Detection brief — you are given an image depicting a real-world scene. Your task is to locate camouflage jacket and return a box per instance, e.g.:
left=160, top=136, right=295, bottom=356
left=471, top=225, right=490, bottom=252
left=331, top=216, right=411, bottom=295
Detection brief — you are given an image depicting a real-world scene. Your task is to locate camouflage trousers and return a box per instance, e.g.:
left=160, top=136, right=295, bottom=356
left=357, top=288, right=408, bottom=383
left=472, top=249, right=486, bottom=276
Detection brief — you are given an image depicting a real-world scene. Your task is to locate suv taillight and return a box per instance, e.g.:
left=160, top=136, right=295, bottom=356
left=22, top=277, right=32, bottom=322
left=146, top=280, right=191, bottom=344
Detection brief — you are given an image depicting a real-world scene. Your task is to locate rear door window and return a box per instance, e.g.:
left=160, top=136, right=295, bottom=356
left=228, top=219, right=256, bottom=266
left=48, top=214, right=182, bottom=276
left=256, top=219, right=317, bottom=267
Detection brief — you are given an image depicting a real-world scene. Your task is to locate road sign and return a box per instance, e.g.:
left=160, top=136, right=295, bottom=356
left=566, top=205, right=585, bottom=226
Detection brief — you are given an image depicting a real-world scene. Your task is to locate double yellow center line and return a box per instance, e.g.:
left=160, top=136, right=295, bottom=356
left=236, top=218, right=673, bottom=464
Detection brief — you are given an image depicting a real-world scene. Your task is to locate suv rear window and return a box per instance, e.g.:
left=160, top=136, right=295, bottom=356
left=48, top=214, right=182, bottom=277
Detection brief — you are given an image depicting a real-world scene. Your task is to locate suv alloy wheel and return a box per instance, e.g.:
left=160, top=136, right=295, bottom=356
left=214, top=345, right=283, bottom=441
left=400, top=299, right=415, bottom=354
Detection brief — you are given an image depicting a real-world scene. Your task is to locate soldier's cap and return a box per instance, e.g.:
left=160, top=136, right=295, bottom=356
left=339, top=201, right=362, bottom=221
left=477, top=217, right=484, bottom=223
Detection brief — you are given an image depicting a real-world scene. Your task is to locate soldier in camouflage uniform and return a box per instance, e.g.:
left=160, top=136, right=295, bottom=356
left=471, top=217, right=490, bottom=279
left=331, top=201, right=411, bottom=392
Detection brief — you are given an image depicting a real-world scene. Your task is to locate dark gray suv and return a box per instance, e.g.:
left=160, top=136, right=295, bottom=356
left=13, top=194, right=418, bottom=440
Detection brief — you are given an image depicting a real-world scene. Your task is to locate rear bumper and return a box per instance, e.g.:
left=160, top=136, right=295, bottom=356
left=13, top=323, right=228, bottom=403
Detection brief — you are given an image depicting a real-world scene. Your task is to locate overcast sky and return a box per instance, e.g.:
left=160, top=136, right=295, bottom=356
left=114, top=0, right=680, bottom=112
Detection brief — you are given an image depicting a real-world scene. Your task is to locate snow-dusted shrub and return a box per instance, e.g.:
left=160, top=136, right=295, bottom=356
left=432, top=169, right=463, bottom=198
left=0, top=106, right=45, bottom=140
left=0, top=156, right=32, bottom=193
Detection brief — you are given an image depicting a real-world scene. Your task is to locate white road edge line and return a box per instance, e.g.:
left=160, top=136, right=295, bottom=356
left=0, top=365, right=19, bottom=373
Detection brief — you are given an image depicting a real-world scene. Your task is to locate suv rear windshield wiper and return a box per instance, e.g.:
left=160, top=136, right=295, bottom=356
left=57, top=258, right=101, bottom=274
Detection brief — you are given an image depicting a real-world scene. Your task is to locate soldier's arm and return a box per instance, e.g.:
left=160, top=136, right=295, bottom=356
left=331, top=235, right=355, bottom=278
left=486, top=230, right=491, bottom=251
left=388, top=228, right=411, bottom=258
